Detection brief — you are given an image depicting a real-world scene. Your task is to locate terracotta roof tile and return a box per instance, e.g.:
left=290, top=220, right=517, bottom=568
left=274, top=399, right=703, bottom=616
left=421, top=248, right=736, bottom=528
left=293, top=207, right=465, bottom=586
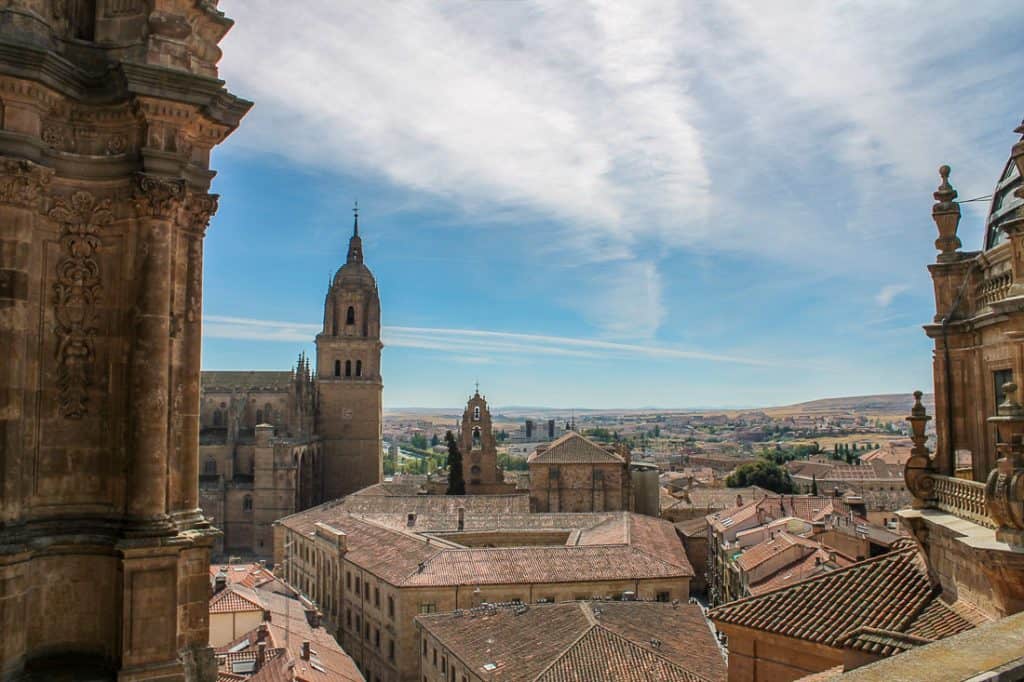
left=709, top=549, right=978, bottom=649
left=417, top=601, right=725, bottom=682
left=735, top=532, right=819, bottom=572
left=528, top=432, right=625, bottom=464
left=210, top=585, right=265, bottom=614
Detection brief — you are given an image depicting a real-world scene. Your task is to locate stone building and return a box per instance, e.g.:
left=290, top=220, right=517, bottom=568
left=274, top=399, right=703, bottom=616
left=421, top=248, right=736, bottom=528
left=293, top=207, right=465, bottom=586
left=198, top=364, right=322, bottom=558
left=527, top=431, right=632, bottom=512
left=0, top=1, right=248, bottom=679
left=198, top=216, right=384, bottom=558
left=273, top=487, right=692, bottom=682
left=415, top=600, right=726, bottom=682
left=454, top=389, right=515, bottom=494
left=316, top=213, right=384, bottom=499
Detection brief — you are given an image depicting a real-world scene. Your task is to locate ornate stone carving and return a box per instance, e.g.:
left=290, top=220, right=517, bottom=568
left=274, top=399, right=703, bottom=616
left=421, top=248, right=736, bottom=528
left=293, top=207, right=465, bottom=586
left=904, top=390, right=936, bottom=507
left=0, top=159, right=53, bottom=209
left=933, top=165, right=961, bottom=262
left=49, top=191, right=112, bottom=419
left=133, top=173, right=184, bottom=220
left=985, top=382, right=1024, bottom=543
left=105, top=134, right=127, bottom=155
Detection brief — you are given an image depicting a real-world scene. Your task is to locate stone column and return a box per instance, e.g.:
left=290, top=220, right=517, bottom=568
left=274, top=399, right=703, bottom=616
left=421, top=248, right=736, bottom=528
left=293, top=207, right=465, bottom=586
left=126, top=174, right=183, bottom=532
left=0, top=160, right=50, bottom=525
left=172, top=192, right=217, bottom=529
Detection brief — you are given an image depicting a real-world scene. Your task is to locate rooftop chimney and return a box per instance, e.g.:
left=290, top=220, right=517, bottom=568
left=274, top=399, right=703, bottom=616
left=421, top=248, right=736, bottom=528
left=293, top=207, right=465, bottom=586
left=736, top=494, right=743, bottom=508
left=457, top=506, right=465, bottom=531
left=257, top=623, right=268, bottom=644
left=407, top=512, right=416, bottom=527
left=301, top=640, right=311, bottom=661
left=256, top=642, right=266, bottom=670
left=214, top=573, right=227, bottom=594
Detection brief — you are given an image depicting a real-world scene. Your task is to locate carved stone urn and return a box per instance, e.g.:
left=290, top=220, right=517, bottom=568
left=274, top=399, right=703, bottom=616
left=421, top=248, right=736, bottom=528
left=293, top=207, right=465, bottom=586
left=986, top=382, right=1024, bottom=544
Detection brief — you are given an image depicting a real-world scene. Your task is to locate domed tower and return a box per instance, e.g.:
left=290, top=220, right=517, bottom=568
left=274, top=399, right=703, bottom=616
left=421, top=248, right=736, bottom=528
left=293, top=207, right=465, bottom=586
left=315, top=207, right=383, bottom=499
left=458, top=387, right=504, bottom=492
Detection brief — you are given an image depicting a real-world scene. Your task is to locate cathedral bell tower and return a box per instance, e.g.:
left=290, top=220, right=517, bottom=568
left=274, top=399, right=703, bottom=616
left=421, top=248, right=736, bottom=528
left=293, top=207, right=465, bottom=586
left=315, top=206, right=383, bottom=498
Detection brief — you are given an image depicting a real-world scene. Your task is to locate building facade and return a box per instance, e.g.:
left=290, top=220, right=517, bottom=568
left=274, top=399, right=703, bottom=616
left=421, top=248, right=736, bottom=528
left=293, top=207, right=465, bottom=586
left=527, top=431, right=631, bottom=512
left=0, top=1, right=249, bottom=679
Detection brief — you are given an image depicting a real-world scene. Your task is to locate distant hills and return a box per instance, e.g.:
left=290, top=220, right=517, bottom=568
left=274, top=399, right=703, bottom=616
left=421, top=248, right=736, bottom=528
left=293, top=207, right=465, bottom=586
left=385, top=392, right=935, bottom=419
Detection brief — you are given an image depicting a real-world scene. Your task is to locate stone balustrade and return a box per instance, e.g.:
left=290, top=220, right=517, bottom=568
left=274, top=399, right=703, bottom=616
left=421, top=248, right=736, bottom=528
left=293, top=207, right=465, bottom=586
left=928, top=474, right=995, bottom=528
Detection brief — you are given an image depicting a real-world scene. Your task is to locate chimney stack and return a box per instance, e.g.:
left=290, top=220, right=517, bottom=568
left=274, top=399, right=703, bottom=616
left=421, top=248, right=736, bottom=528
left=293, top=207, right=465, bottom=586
left=257, top=623, right=268, bottom=644
left=736, top=494, right=743, bottom=508
left=457, top=506, right=465, bottom=531
left=214, top=573, right=227, bottom=594
left=301, top=640, right=311, bottom=660
left=256, top=642, right=266, bottom=670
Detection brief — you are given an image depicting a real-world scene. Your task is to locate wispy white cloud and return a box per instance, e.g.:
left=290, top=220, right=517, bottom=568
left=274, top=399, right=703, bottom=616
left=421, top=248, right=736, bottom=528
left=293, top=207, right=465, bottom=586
left=875, top=284, right=910, bottom=308
left=204, top=315, right=781, bottom=367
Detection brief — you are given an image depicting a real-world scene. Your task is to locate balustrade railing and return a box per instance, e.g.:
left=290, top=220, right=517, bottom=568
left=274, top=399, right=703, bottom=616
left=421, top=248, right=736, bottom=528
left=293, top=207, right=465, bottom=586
left=928, top=474, right=995, bottom=528
left=978, top=271, right=1013, bottom=307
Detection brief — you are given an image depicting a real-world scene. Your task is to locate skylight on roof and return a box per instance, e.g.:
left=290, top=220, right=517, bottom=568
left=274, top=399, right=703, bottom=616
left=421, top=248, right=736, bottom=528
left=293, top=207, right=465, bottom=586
left=482, top=663, right=498, bottom=671
left=227, top=639, right=250, bottom=652
left=231, top=660, right=256, bottom=674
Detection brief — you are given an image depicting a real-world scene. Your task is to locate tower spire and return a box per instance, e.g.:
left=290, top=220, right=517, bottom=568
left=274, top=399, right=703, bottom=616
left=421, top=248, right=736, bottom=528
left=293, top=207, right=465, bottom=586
left=346, top=201, right=364, bottom=265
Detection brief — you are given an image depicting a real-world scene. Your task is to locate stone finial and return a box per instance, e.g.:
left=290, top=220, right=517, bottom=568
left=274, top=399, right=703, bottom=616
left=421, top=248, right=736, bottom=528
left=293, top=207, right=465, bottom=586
left=905, top=391, right=935, bottom=507
left=933, top=165, right=962, bottom=261
left=999, top=382, right=1024, bottom=418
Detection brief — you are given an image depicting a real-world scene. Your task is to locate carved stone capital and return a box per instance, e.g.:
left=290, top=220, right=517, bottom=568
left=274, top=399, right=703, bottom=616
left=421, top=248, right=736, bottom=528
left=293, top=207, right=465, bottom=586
left=0, top=158, right=53, bottom=210
left=183, top=192, right=219, bottom=236
left=133, top=173, right=185, bottom=220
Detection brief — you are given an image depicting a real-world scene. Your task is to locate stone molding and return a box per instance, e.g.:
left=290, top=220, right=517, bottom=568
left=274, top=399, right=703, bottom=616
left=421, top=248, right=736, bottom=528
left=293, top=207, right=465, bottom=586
left=0, top=157, right=52, bottom=209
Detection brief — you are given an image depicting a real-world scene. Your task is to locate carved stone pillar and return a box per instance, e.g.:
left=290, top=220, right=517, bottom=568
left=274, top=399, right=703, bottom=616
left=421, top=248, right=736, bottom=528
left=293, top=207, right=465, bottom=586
left=126, top=174, right=183, bottom=532
left=171, top=192, right=217, bottom=528
left=0, top=160, right=51, bottom=525
left=905, top=390, right=936, bottom=508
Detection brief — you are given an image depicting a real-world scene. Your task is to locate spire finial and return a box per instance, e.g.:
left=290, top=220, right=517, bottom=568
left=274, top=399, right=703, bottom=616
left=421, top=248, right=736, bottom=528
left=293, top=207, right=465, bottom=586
left=353, top=200, right=359, bottom=236
left=932, top=164, right=961, bottom=261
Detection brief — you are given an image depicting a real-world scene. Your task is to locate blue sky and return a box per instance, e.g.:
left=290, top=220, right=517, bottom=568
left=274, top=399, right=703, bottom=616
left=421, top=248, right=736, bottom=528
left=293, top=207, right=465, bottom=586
left=204, top=1, right=1024, bottom=409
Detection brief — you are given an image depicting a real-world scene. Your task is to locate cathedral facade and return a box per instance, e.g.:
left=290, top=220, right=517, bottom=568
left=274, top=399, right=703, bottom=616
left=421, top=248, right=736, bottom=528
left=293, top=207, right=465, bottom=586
left=198, top=217, right=383, bottom=559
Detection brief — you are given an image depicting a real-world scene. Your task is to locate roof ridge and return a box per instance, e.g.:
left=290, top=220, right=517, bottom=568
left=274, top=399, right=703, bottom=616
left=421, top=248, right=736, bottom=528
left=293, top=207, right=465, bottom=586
left=548, top=624, right=712, bottom=682
left=530, top=621, right=599, bottom=682
left=711, top=547, right=917, bottom=613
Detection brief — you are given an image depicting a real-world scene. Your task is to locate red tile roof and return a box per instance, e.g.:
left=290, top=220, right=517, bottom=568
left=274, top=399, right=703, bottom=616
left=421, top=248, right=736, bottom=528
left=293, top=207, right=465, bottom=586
left=528, top=432, right=625, bottom=464
left=734, top=532, right=819, bottom=572
left=417, top=601, right=725, bottom=682
left=210, top=584, right=265, bottom=614
left=709, top=549, right=980, bottom=650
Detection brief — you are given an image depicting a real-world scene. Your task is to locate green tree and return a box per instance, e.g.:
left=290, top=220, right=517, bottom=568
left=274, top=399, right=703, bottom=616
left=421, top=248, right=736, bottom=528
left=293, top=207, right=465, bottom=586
left=726, top=460, right=795, bottom=494
left=430, top=433, right=440, bottom=447
left=411, top=433, right=428, bottom=450
left=811, top=473, right=818, bottom=496
left=445, top=431, right=465, bottom=495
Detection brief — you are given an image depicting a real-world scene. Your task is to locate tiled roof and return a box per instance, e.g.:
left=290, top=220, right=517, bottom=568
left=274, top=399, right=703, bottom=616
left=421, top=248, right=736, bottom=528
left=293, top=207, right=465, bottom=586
left=210, top=563, right=277, bottom=590
left=735, top=532, right=819, bottom=572
left=406, top=544, right=690, bottom=587
left=747, top=548, right=852, bottom=596
left=536, top=626, right=708, bottom=682
left=201, top=371, right=293, bottom=392
left=280, top=502, right=693, bottom=587
left=416, top=601, right=725, bottom=682
left=210, top=584, right=265, bottom=614
left=217, top=585, right=364, bottom=682
left=709, top=549, right=978, bottom=649
left=675, top=517, right=709, bottom=538
left=708, top=495, right=844, bottom=533
left=528, top=432, right=625, bottom=464
left=788, top=460, right=904, bottom=482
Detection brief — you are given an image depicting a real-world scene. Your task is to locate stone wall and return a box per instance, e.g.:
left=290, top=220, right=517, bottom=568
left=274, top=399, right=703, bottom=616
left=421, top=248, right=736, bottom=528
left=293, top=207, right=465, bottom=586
left=529, top=462, right=627, bottom=512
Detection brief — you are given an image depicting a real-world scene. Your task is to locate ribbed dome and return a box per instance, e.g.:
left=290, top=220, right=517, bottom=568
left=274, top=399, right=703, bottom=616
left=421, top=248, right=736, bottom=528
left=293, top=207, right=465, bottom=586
left=984, top=156, right=1023, bottom=249
left=332, top=261, right=377, bottom=289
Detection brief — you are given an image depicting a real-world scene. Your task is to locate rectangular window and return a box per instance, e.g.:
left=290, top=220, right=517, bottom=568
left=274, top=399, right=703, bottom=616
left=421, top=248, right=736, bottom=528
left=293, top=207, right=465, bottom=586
left=355, top=615, right=361, bottom=632
left=347, top=572, right=352, bottom=590
left=347, top=609, right=352, bottom=629
left=423, top=639, right=427, bottom=657
left=375, top=587, right=380, bottom=608
left=355, top=577, right=361, bottom=593
left=375, top=627, right=380, bottom=649
left=364, top=622, right=370, bottom=640
left=388, top=595, right=395, bottom=619
left=433, top=648, right=438, bottom=667
left=389, top=639, right=395, bottom=662
left=365, top=583, right=370, bottom=600
left=656, top=591, right=671, bottom=602
left=419, top=602, right=437, bottom=614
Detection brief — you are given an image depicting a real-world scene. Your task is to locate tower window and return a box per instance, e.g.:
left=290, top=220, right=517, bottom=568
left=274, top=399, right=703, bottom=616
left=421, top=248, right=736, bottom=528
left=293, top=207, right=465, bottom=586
left=243, top=495, right=253, bottom=511
left=346, top=306, right=356, bottom=325
left=473, top=406, right=480, bottom=421
left=212, top=409, right=223, bottom=427
left=345, top=360, right=352, bottom=377
left=256, top=409, right=263, bottom=424
left=472, top=427, right=481, bottom=449
left=334, top=360, right=341, bottom=377
left=204, top=458, right=217, bottom=475
left=356, top=360, right=362, bottom=377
